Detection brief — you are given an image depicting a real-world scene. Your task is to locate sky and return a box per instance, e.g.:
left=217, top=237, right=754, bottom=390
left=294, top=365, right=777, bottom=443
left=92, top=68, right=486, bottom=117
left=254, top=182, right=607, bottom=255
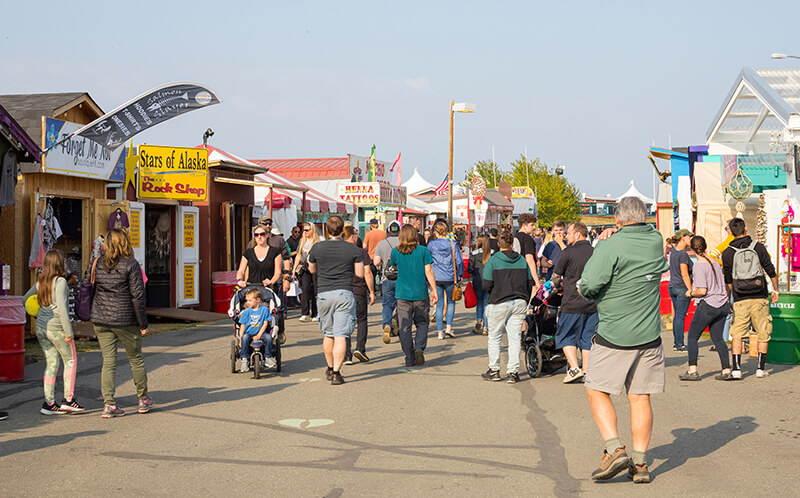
left=4, top=1, right=800, bottom=199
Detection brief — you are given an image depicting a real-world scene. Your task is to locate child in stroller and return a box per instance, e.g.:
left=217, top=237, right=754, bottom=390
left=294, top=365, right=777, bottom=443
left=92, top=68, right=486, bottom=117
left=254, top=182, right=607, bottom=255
left=522, top=282, right=568, bottom=378
left=229, top=286, right=283, bottom=378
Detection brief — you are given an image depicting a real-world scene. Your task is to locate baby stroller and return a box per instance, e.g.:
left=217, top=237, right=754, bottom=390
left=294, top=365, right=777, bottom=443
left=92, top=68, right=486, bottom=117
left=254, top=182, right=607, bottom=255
left=522, top=284, right=568, bottom=378
left=228, top=286, right=283, bottom=379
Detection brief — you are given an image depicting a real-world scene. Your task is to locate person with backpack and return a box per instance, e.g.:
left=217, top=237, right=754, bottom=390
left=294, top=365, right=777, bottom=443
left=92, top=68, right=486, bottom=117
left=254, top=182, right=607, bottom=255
left=721, top=218, right=779, bottom=380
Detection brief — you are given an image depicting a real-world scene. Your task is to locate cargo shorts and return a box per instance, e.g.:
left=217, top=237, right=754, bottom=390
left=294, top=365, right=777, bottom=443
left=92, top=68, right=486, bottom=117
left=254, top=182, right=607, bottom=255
left=584, top=336, right=665, bottom=395
left=731, top=299, right=771, bottom=342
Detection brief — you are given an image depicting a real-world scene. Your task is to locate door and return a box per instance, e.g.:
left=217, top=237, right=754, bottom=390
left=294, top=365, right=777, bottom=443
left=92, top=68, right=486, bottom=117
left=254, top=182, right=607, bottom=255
left=129, top=201, right=145, bottom=270
left=177, top=205, right=200, bottom=307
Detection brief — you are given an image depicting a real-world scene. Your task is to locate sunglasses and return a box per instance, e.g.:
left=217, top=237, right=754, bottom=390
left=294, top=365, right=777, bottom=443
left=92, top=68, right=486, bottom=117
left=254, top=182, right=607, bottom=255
left=254, top=232, right=267, bottom=237
left=303, top=228, right=311, bottom=232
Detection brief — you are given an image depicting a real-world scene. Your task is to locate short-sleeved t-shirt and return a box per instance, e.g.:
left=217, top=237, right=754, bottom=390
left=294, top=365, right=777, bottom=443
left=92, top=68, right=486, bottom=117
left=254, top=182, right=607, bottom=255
left=243, top=246, right=282, bottom=284
left=515, top=232, right=536, bottom=259
left=363, top=229, right=387, bottom=259
left=541, top=241, right=564, bottom=280
left=239, top=305, right=272, bottom=336
left=489, top=238, right=500, bottom=253
left=308, top=239, right=363, bottom=293
left=374, top=236, right=399, bottom=277
left=389, top=245, right=433, bottom=301
left=352, top=248, right=372, bottom=296
left=668, top=249, right=693, bottom=291
left=552, top=240, right=597, bottom=314
left=692, top=259, right=728, bottom=308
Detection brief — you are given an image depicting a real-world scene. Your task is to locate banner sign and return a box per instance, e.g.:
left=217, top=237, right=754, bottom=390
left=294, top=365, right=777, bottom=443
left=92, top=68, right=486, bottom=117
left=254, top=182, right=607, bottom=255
left=511, top=186, right=533, bottom=198
left=349, top=154, right=398, bottom=185
left=337, top=182, right=407, bottom=207
left=42, top=117, right=126, bottom=181
left=137, top=145, right=209, bottom=201
left=70, top=82, right=220, bottom=150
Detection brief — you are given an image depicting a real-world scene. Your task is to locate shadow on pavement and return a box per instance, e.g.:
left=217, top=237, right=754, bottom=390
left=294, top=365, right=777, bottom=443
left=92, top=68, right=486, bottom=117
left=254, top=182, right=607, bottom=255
left=648, top=416, right=758, bottom=476
left=152, top=383, right=293, bottom=412
left=0, top=430, right=107, bottom=458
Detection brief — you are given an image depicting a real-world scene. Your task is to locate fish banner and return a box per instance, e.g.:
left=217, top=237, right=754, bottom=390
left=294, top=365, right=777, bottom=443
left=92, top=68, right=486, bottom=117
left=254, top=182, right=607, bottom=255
left=66, top=82, right=221, bottom=150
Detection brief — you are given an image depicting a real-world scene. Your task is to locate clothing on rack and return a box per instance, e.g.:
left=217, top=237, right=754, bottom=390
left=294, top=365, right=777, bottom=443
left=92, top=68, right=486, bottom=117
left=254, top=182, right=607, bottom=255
left=0, top=149, right=18, bottom=207
left=41, top=201, right=62, bottom=252
left=29, top=213, right=45, bottom=268
left=108, top=208, right=130, bottom=230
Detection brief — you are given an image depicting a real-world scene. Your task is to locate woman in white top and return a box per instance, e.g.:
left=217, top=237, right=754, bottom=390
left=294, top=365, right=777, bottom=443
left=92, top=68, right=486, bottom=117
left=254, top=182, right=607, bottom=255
left=293, top=223, right=320, bottom=322
left=23, top=249, right=84, bottom=414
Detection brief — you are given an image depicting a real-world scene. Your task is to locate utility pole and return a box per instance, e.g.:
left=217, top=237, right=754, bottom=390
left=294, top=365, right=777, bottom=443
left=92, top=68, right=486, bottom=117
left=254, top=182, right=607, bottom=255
left=448, top=99, right=454, bottom=227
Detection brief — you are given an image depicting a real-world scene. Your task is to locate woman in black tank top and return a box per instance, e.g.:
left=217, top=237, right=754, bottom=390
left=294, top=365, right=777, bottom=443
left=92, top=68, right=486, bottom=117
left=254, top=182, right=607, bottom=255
left=236, top=225, right=283, bottom=287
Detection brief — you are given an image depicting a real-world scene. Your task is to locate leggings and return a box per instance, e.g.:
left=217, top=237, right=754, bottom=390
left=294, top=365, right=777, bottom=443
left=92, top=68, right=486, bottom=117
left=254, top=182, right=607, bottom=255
left=687, top=300, right=731, bottom=369
left=35, top=325, right=77, bottom=404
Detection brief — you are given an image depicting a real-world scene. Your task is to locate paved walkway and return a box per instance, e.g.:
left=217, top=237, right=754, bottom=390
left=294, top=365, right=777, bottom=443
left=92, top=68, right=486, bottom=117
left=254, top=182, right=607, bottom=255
left=1, top=305, right=798, bottom=496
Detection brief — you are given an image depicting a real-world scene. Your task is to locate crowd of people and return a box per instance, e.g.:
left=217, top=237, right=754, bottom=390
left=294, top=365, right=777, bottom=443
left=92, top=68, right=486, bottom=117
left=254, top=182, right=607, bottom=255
left=4, top=195, right=782, bottom=485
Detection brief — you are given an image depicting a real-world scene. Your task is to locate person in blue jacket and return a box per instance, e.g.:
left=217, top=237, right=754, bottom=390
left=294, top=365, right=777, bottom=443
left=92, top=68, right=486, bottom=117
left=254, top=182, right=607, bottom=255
left=427, top=220, right=464, bottom=339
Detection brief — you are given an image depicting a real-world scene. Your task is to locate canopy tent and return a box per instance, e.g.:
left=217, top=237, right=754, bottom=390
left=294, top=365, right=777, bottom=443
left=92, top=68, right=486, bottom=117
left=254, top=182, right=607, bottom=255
left=402, top=167, right=436, bottom=195
left=616, top=180, right=654, bottom=204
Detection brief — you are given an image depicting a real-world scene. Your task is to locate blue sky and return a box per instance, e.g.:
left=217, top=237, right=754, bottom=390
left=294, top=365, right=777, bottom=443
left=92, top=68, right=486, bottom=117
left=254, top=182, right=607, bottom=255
left=3, top=1, right=800, bottom=198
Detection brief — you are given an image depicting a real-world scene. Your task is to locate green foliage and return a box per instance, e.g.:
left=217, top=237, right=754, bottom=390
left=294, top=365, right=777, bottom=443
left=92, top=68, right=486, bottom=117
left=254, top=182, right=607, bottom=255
left=506, top=155, right=581, bottom=226
left=460, top=160, right=506, bottom=189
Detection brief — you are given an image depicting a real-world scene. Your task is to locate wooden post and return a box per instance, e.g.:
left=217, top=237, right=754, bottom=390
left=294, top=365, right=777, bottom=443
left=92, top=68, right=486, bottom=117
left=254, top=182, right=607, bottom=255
left=268, top=187, right=274, bottom=218
left=448, top=99, right=454, bottom=227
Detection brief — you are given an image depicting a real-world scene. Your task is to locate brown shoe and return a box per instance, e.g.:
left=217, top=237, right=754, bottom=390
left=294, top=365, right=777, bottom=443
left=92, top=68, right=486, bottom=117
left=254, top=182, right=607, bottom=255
left=591, top=446, right=629, bottom=480
left=628, top=462, right=651, bottom=484
left=331, top=372, right=345, bottom=385
left=382, top=325, right=391, bottom=344
left=325, top=367, right=333, bottom=381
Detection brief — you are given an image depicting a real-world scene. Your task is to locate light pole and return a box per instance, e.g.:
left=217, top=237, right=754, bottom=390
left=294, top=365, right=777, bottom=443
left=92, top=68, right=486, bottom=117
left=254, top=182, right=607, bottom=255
left=448, top=101, right=476, bottom=226
left=771, top=53, right=800, bottom=60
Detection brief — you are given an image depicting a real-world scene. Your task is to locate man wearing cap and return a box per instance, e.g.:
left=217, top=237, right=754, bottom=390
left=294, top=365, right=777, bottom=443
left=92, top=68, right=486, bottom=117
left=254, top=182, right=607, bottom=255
left=258, top=216, right=292, bottom=344
left=373, top=221, right=401, bottom=344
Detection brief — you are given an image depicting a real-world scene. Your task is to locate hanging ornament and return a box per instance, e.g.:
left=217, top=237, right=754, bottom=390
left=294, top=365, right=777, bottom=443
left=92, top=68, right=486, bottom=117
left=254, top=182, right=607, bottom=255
left=726, top=167, right=753, bottom=218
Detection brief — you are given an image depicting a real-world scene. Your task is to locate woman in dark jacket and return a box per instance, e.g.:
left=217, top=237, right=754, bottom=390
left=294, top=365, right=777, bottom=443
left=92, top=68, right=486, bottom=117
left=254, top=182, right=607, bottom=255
left=88, top=228, right=152, bottom=418
left=468, top=235, right=492, bottom=335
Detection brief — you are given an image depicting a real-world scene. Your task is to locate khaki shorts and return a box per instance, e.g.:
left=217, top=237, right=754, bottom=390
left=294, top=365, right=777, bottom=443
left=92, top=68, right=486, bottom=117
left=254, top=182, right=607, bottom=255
left=584, top=337, right=665, bottom=395
left=731, top=299, right=772, bottom=342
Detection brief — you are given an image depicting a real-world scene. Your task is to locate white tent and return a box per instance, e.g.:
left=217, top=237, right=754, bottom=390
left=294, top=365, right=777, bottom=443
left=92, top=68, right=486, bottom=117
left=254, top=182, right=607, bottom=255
left=403, top=168, right=436, bottom=195
left=617, top=180, right=655, bottom=204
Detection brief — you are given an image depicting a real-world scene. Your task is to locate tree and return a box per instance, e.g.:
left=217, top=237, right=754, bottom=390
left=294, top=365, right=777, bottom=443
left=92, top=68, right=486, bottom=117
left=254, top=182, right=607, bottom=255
left=506, top=154, right=581, bottom=226
left=459, top=159, right=506, bottom=189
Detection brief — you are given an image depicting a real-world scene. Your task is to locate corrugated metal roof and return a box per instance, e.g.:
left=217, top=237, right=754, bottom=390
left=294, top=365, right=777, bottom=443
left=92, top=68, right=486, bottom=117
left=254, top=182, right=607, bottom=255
left=250, top=157, right=350, bottom=180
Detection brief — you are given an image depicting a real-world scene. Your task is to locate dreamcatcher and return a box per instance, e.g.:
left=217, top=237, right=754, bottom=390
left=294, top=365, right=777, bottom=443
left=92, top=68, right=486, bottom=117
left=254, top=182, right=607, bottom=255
left=151, top=212, right=171, bottom=259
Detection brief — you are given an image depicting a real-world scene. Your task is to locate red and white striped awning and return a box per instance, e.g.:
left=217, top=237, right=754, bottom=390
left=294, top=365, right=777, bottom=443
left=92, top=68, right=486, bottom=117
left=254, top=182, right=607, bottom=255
left=255, top=170, right=356, bottom=214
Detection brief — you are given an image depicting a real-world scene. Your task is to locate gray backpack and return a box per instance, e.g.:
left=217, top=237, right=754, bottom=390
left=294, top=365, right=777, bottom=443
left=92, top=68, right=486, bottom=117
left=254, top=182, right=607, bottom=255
left=730, top=241, right=764, bottom=295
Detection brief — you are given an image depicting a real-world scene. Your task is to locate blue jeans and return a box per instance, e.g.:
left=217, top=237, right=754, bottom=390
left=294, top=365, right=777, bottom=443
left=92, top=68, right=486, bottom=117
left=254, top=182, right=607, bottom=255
left=475, top=290, right=489, bottom=326
left=381, top=279, right=397, bottom=328
left=240, top=333, right=273, bottom=359
left=669, top=287, right=690, bottom=348
left=435, top=283, right=456, bottom=331
left=486, top=299, right=527, bottom=373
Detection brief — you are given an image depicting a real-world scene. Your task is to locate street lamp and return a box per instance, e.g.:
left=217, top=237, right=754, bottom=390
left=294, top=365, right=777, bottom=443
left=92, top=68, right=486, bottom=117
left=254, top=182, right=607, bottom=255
left=202, top=128, right=214, bottom=146
left=448, top=100, right=476, bottom=226
left=771, top=53, right=800, bottom=60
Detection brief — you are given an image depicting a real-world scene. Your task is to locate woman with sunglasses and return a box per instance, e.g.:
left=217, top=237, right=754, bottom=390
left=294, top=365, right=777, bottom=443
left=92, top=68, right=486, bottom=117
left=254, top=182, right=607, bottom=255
left=236, top=225, right=283, bottom=291
left=293, top=223, right=320, bottom=322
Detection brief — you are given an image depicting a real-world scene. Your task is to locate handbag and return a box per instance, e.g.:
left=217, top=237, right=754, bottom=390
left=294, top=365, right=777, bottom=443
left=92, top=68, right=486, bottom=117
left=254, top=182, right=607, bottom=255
left=76, top=257, right=98, bottom=321
left=383, top=264, right=398, bottom=280
left=464, top=282, right=477, bottom=308
left=450, top=240, right=463, bottom=301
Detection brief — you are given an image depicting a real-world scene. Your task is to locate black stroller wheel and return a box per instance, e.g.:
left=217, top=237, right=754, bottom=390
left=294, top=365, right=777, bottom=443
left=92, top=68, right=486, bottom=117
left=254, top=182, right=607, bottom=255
left=253, top=353, right=262, bottom=379
left=230, top=339, right=238, bottom=374
left=526, top=343, right=543, bottom=378
left=275, top=339, right=282, bottom=372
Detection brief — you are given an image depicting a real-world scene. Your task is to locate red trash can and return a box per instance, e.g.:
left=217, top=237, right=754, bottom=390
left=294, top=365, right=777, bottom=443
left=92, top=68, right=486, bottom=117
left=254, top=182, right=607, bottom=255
left=212, top=271, right=238, bottom=315
left=0, top=296, right=26, bottom=382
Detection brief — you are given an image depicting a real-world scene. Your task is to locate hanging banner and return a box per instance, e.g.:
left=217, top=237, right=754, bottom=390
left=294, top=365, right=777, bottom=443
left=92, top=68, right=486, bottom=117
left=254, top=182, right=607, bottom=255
left=137, top=145, right=209, bottom=201
left=64, top=82, right=220, bottom=150
left=42, top=117, right=126, bottom=181
left=348, top=154, right=397, bottom=185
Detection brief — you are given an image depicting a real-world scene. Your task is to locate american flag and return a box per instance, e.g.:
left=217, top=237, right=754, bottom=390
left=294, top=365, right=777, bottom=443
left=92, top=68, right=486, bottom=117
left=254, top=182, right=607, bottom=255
left=434, top=175, right=450, bottom=196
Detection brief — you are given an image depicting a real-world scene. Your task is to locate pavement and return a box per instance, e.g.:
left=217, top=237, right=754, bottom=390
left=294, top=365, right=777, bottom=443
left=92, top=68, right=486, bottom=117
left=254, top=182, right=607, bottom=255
left=1, top=303, right=799, bottom=497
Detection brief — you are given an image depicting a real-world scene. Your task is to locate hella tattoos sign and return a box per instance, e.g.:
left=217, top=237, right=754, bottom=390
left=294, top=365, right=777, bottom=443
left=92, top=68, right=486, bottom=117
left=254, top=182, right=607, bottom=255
left=137, top=145, right=208, bottom=201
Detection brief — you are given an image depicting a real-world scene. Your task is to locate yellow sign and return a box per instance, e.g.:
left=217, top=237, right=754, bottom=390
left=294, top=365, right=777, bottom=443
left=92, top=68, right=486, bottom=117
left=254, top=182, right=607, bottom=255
left=184, top=213, right=195, bottom=248
left=129, top=210, right=141, bottom=248
left=511, top=186, right=533, bottom=198
left=137, top=145, right=208, bottom=201
left=183, top=265, right=195, bottom=300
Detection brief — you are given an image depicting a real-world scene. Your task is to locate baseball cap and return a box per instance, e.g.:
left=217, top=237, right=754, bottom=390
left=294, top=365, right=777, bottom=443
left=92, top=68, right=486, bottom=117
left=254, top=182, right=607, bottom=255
left=386, top=220, right=401, bottom=236
left=675, top=228, right=693, bottom=238
left=258, top=216, right=273, bottom=225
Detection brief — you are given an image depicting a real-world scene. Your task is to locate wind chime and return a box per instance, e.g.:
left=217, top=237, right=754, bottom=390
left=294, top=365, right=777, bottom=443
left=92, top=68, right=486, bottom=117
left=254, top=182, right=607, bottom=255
left=726, top=166, right=753, bottom=219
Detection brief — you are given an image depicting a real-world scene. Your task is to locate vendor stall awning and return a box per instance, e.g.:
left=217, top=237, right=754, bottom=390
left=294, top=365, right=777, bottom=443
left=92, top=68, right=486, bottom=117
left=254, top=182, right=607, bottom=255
left=250, top=157, right=350, bottom=181
left=255, top=170, right=356, bottom=214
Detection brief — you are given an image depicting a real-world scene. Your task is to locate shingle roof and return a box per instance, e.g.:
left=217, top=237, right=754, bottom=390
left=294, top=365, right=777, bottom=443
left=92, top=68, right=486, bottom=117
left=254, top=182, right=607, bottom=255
left=0, top=103, right=41, bottom=161
left=250, top=157, right=350, bottom=180
left=0, top=92, right=102, bottom=145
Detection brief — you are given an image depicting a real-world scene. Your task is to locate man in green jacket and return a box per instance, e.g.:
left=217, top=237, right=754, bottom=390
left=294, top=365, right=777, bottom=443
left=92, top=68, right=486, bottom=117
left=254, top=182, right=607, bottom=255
left=578, top=197, right=668, bottom=484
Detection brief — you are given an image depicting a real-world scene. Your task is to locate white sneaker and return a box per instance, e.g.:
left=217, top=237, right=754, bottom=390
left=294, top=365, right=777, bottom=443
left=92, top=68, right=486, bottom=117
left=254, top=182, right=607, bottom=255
left=756, top=369, right=769, bottom=378
left=563, top=367, right=585, bottom=384
left=264, top=356, right=277, bottom=368
left=240, top=358, right=250, bottom=373
left=298, top=315, right=311, bottom=322
left=312, top=316, right=319, bottom=322
left=731, top=370, right=742, bottom=380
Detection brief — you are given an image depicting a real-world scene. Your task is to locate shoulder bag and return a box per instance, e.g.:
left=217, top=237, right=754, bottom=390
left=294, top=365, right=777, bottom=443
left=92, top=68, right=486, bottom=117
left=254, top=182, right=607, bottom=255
left=450, top=239, right=463, bottom=301
left=76, top=258, right=98, bottom=321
